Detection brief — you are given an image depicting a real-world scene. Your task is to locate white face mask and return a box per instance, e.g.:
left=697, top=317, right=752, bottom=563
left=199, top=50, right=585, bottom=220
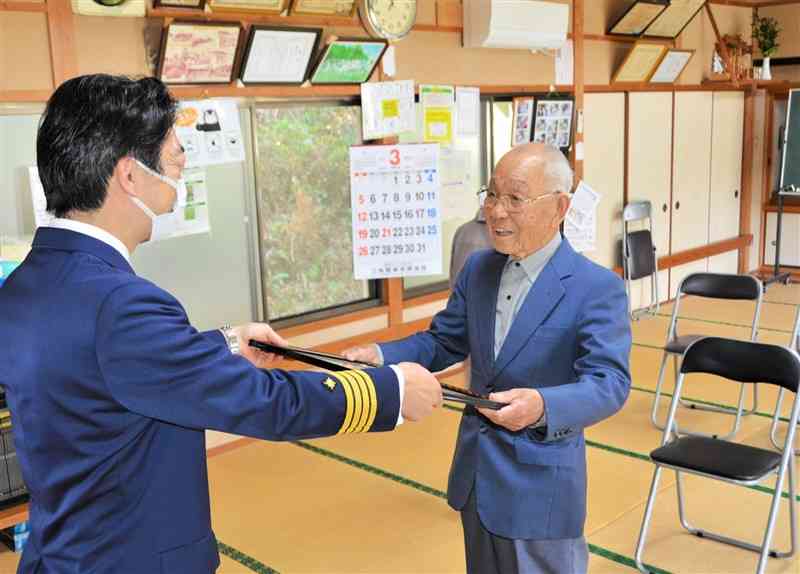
left=132, top=160, right=185, bottom=242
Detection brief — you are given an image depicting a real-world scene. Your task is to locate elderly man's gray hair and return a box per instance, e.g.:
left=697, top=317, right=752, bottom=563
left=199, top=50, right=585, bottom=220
left=543, top=145, right=574, bottom=195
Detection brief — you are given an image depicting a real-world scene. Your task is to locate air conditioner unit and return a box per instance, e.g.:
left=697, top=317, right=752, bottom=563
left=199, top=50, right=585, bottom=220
left=71, top=0, right=145, bottom=17
left=463, top=0, right=569, bottom=50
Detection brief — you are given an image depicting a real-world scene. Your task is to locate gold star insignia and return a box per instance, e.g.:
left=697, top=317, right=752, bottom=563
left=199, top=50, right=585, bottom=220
left=322, top=377, right=337, bottom=391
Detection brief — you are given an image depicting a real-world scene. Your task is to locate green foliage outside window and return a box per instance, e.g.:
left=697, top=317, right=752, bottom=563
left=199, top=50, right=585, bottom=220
left=254, top=105, right=371, bottom=320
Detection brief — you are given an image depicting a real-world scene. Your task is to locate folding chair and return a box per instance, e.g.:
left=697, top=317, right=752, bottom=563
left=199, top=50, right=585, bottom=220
left=622, top=201, right=659, bottom=320
left=770, top=304, right=800, bottom=455
left=650, top=272, right=763, bottom=439
left=635, top=337, right=799, bottom=574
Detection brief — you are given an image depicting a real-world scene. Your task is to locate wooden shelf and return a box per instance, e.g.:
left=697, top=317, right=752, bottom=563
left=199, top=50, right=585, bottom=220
left=0, top=502, right=27, bottom=531
left=0, top=1, right=47, bottom=12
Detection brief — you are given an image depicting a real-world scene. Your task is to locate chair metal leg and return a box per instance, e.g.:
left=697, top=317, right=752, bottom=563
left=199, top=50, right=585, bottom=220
left=770, top=389, right=800, bottom=455
left=650, top=351, right=672, bottom=431
left=673, top=466, right=794, bottom=569
left=635, top=466, right=664, bottom=574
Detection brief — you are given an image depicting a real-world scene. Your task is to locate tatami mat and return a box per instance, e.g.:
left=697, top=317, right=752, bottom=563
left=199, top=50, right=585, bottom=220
left=0, top=287, right=799, bottom=573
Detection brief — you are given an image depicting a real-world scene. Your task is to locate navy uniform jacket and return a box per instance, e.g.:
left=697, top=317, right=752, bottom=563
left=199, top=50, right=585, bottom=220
left=0, top=228, right=401, bottom=574
left=381, top=240, right=631, bottom=540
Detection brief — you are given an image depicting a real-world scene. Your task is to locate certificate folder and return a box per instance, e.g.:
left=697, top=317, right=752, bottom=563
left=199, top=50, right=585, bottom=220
left=248, top=340, right=506, bottom=410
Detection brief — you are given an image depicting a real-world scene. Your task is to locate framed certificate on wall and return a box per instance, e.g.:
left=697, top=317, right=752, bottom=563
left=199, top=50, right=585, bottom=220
left=240, top=26, right=322, bottom=85
left=649, top=49, right=694, bottom=83
left=642, top=0, right=705, bottom=39
left=607, top=0, right=668, bottom=36
left=290, top=0, right=355, bottom=16
left=157, top=21, right=243, bottom=85
left=612, top=42, right=667, bottom=83
left=207, top=0, right=289, bottom=14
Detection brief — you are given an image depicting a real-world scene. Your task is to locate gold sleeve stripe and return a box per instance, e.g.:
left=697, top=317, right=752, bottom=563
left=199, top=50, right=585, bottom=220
left=338, top=370, right=368, bottom=433
left=351, top=370, right=378, bottom=433
left=346, top=370, right=372, bottom=433
left=333, top=372, right=356, bottom=435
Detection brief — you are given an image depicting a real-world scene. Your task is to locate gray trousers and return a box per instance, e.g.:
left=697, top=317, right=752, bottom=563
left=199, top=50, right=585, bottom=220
left=460, top=486, right=588, bottom=574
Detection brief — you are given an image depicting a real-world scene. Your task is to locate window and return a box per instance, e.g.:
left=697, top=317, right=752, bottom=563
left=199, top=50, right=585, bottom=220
left=253, top=103, right=376, bottom=322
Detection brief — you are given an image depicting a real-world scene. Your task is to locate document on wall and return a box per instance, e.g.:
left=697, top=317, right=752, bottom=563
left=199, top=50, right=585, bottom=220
left=456, top=86, right=480, bottom=137
left=173, top=99, right=245, bottom=168
left=28, top=167, right=55, bottom=229
left=350, top=143, right=442, bottom=279
left=555, top=40, right=574, bottom=86
left=173, top=168, right=211, bottom=238
left=564, top=180, right=601, bottom=253
left=420, top=85, right=455, bottom=147
left=360, top=80, right=416, bottom=140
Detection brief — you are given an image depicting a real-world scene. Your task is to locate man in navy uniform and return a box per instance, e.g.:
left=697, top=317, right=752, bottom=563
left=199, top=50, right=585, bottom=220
left=0, top=74, right=442, bottom=573
left=346, top=144, right=631, bottom=574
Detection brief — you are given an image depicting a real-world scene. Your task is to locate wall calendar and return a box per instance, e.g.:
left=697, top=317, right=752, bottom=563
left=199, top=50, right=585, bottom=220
left=350, top=143, right=442, bottom=280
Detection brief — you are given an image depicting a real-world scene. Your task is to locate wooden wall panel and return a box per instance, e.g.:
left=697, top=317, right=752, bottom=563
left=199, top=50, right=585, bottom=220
left=761, top=5, right=800, bottom=58
left=392, top=30, right=554, bottom=86
left=75, top=16, right=150, bottom=77
left=0, top=13, right=52, bottom=91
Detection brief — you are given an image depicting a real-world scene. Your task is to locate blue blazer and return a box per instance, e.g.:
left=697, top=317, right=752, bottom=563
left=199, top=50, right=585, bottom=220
left=381, top=239, right=631, bottom=540
left=0, top=228, right=401, bottom=574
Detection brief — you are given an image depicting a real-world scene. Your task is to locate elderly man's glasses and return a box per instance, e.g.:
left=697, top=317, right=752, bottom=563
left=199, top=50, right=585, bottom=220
left=477, top=186, right=562, bottom=214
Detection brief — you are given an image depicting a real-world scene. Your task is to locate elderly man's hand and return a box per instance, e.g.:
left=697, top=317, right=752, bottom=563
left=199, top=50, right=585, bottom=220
left=341, top=344, right=383, bottom=366
left=232, top=323, right=288, bottom=368
left=478, top=388, right=544, bottom=432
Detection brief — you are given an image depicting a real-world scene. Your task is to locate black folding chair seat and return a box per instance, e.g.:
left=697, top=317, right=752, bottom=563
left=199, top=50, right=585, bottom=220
left=663, top=334, right=705, bottom=355
left=651, top=436, right=782, bottom=482
left=635, top=337, right=800, bottom=574
left=622, top=201, right=660, bottom=320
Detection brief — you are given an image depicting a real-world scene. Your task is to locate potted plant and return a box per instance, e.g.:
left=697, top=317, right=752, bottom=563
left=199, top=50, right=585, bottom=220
left=752, top=13, right=780, bottom=80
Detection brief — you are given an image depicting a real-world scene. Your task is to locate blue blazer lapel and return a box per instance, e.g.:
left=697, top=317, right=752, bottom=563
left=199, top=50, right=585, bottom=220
left=491, top=240, right=576, bottom=379
left=475, top=251, right=507, bottom=373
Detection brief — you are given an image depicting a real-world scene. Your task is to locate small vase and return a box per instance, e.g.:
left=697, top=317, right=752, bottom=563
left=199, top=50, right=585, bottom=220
left=762, top=56, right=772, bottom=81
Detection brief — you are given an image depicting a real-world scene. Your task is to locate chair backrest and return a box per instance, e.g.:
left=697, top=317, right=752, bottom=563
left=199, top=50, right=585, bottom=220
left=625, top=230, right=655, bottom=280
left=681, top=337, right=800, bottom=393
left=679, top=272, right=761, bottom=300
left=623, top=200, right=652, bottom=223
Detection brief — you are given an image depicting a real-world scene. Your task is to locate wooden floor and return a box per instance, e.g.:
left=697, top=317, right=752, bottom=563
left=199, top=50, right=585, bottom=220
left=1, top=284, right=800, bottom=573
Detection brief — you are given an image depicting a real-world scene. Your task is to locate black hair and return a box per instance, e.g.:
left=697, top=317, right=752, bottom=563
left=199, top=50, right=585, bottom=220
left=36, top=74, right=178, bottom=217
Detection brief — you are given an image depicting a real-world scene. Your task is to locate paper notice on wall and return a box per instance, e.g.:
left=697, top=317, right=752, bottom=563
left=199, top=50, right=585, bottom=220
left=564, top=180, right=601, bottom=253
left=420, top=85, right=455, bottom=146
left=174, top=99, right=245, bottom=168
left=456, top=86, right=480, bottom=137
left=172, top=167, right=211, bottom=238
left=28, top=167, right=55, bottom=229
left=361, top=80, right=415, bottom=140
left=555, top=40, right=574, bottom=85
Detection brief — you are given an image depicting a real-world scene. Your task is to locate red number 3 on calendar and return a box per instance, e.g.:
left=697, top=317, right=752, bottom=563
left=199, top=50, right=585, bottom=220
left=389, top=149, right=400, bottom=166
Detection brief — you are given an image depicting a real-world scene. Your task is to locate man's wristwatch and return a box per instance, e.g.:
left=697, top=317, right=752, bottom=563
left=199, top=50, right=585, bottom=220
left=220, top=325, right=240, bottom=355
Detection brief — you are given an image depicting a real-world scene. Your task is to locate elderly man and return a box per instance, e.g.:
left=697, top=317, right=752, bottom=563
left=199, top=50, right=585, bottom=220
left=345, top=143, right=632, bottom=574
left=0, top=74, right=442, bottom=573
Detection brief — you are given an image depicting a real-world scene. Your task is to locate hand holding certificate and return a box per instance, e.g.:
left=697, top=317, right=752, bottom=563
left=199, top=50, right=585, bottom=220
left=249, top=340, right=507, bottom=410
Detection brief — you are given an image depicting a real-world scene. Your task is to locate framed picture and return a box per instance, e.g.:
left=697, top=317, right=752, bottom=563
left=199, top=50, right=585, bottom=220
left=607, top=0, right=668, bottom=36
left=612, top=42, right=667, bottom=83
left=649, top=48, right=694, bottom=83
left=290, top=0, right=355, bottom=16
left=157, top=21, right=243, bottom=85
left=153, top=0, right=205, bottom=9
left=512, top=97, right=534, bottom=147
left=642, top=0, right=705, bottom=39
left=240, top=26, right=321, bottom=85
left=309, top=38, right=388, bottom=85
left=532, top=98, right=573, bottom=149
left=207, top=0, right=289, bottom=14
